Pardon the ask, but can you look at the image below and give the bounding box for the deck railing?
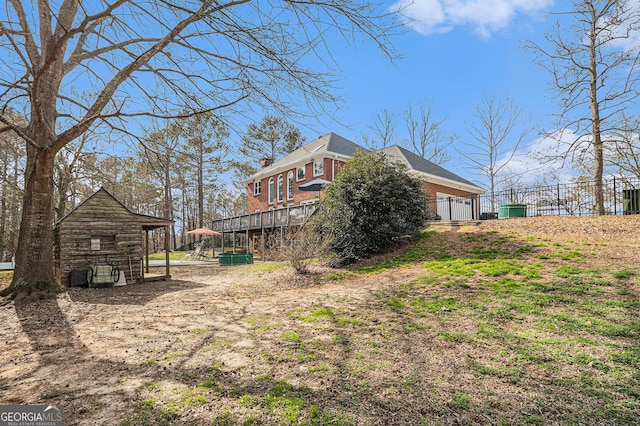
[212,176,640,232]
[211,202,319,233]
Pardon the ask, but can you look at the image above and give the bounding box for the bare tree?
[0,110,25,262]
[609,116,640,178]
[527,0,640,215]
[53,133,99,221]
[365,109,397,149]
[279,222,333,274]
[0,0,397,298]
[139,123,184,250]
[404,99,451,164]
[457,95,533,212]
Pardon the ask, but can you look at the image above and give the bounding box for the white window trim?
[277,174,284,202]
[313,160,324,177]
[287,171,294,200]
[296,166,306,182]
[268,177,274,204]
[253,181,261,196]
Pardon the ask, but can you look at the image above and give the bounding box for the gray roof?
[246,133,482,193]
[380,145,483,192]
[246,132,363,181]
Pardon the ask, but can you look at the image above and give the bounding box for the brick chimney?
[260,158,274,168]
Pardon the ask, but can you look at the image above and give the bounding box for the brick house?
[212,132,483,257]
[246,132,360,212]
[379,145,484,220]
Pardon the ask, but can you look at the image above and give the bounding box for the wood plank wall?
[55,190,146,286]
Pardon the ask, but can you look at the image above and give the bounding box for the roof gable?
[380,145,483,191]
[56,187,173,228]
[246,132,363,182]
[57,187,132,224]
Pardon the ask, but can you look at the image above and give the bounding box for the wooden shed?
[54,187,173,287]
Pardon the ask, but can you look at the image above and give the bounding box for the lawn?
[0,216,638,425]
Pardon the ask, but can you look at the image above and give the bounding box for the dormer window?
[313,160,324,177]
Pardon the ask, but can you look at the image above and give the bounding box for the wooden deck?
[211,202,320,233]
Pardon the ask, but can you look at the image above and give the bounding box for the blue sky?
[295,0,564,186]
[36,0,633,189]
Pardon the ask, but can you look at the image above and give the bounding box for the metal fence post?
[613,177,617,215]
[557,183,561,216]
[472,196,476,220]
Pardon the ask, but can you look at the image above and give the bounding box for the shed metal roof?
[56,187,174,229]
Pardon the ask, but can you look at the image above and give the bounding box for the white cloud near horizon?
[493,130,582,187]
[392,0,554,37]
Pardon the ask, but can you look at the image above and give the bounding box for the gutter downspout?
[332,155,337,180]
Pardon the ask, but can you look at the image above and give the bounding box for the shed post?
[164,224,170,278]
[145,230,150,273]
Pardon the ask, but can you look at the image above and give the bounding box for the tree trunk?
[593,135,605,215]
[589,15,605,216]
[198,148,204,229]
[1,145,59,299]
[163,161,178,251]
[0,160,7,261]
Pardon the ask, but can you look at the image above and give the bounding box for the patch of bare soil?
[0,216,638,425]
[477,214,640,270]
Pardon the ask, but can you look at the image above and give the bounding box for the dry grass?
[0,215,639,425]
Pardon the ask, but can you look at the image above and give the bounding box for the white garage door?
[436,192,474,221]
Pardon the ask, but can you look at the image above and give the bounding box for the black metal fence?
[214,177,640,228]
[471,176,640,218]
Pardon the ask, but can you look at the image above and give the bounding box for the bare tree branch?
[526,0,640,214]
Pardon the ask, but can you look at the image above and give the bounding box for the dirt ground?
[0,215,638,425]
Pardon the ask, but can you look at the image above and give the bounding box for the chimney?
[260,158,274,168]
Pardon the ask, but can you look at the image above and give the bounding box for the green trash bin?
[498,203,527,219]
[219,253,254,265]
[623,189,640,215]
[218,253,233,266]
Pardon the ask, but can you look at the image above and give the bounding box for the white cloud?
[392,0,554,37]
[600,3,640,52]
[495,130,582,186]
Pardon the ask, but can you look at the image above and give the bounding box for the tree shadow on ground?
[8,225,639,424]
[10,283,254,424]
[67,280,208,306]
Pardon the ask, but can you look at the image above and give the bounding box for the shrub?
[279,222,333,274]
[316,149,429,265]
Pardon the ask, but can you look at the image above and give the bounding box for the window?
[277,175,284,202]
[268,177,274,204]
[296,166,305,181]
[313,160,324,176]
[253,180,261,195]
[287,171,294,200]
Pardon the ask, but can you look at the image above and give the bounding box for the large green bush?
[316,150,429,265]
